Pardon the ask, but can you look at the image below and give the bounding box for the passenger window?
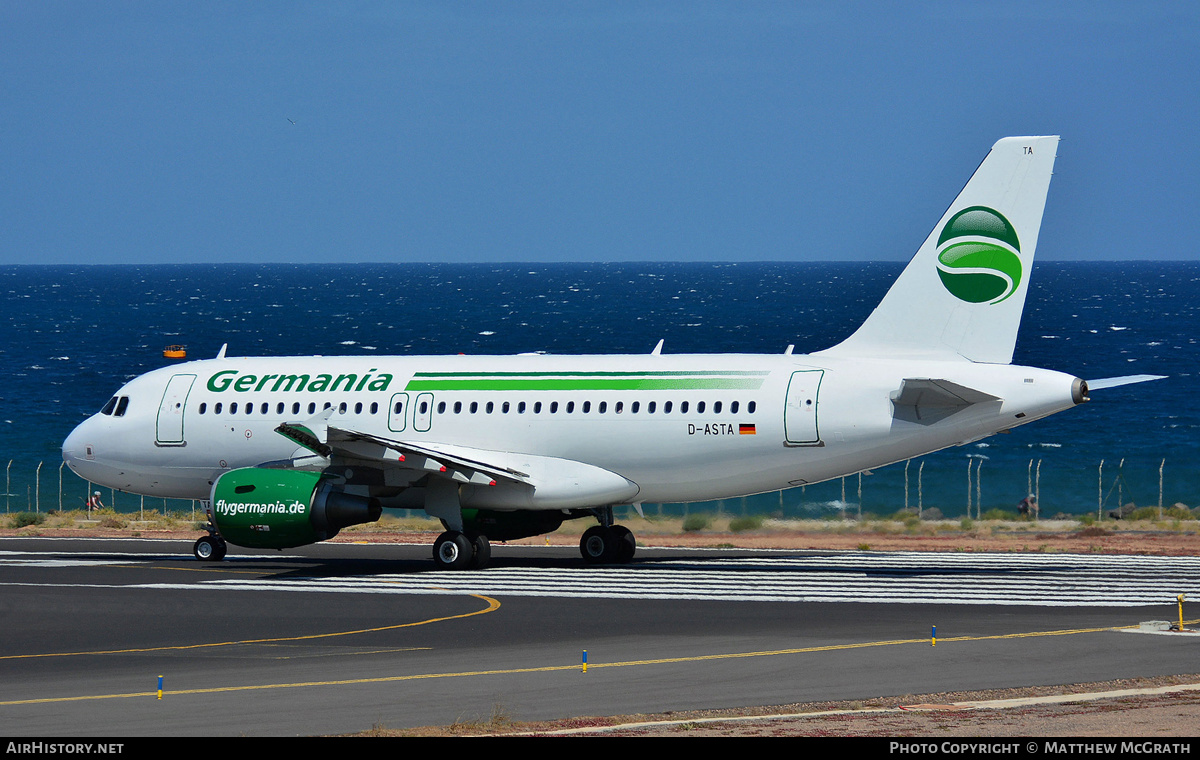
[502,401,510,413]
[355,402,363,414]
[486,401,494,414]
[231,402,239,414]
[292,402,300,415]
[632,401,640,413]
[748,401,756,414]
[731,401,739,414]
[648,401,656,413]
[518,401,526,413]
[714,401,722,413]
[680,401,688,413]
[534,401,542,413]
[470,401,478,413]
[370,402,378,414]
[309,403,317,414]
[598,401,606,413]
[454,401,462,414]
[697,401,706,413]
[550,401,558,413]
[582,401,591,413]
[437,401,445,414]
[199,403,207,415]
[663,401,672,414]
[615,401,623,413]
[567,401,575,413]
[215,402,223,414]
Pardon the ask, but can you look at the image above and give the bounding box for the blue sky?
[2,2,1196,264]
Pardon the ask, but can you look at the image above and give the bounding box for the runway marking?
[181,552,1200,607]
[5,549,1199,605]
[0,592,499,662]
[0,619,1182,707]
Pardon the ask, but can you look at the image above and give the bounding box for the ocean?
[1,261,1195,518]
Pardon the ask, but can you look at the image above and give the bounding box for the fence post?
[1159,459,1165,519]
[35,462,42,513]
[918,461,924,518]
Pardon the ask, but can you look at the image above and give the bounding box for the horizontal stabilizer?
[891,378,1000,425]
[1086,374,1167,391]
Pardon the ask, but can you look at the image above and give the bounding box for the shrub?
[682,514,711,532]
[728,516,764,533]
[10,512,45,529]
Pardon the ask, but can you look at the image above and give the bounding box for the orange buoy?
[163,345,187,359]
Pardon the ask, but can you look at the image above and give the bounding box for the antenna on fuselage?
[650,339,664,356]
[215,343,228,360]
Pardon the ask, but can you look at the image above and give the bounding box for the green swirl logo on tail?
[935,206,1022,304]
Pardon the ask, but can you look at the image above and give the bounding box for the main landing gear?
[580,524,636,564]
[193,533,227,561]
[432,530,491,571]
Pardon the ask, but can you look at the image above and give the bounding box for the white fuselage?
[62,351,1082,509]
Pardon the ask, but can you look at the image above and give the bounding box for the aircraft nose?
[62,419,96,478]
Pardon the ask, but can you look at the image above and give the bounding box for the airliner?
[61,136,1161,569]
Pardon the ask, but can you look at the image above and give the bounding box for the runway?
[1,537,1197,736]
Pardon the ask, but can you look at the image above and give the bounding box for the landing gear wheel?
[433,530,473,570]
[193,535,226,562]
[580,525,616,564]
[468,533,491,570]
[612,525,636,563]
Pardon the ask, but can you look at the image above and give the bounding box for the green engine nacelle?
[210,468,381,549]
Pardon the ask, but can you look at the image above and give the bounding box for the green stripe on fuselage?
[404,372,768,392]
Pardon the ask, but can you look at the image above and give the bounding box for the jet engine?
[209,468,381,549]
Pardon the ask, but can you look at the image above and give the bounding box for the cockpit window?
[114,397,130,417]
[100,397,118,416]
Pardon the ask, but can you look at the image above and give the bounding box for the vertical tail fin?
[820,136,1059,364]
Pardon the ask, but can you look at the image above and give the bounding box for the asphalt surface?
[1,537,1197,736]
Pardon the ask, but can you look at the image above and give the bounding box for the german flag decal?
[739,424,756,435]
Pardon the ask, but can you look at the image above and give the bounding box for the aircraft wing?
[270,409,639,510]
[273,409,528,487]
[324,427,530,487]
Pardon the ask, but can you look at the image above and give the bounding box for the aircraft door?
[156,374,196,446]
[414,392,434,432]
[784,370,823,446]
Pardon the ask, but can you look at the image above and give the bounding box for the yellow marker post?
[931,625,936,646]
[1178,594,1187,632]
[582,650,588,673]
[157,675,163,700]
